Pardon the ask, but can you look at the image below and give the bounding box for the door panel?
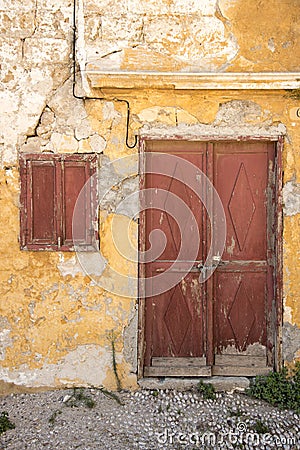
[141,140,277,377]
[143,141,208,374]
[214,143,268,260]
[144,265,205,365]
[214,271,267,352]
[145,144,205,262]
[212,142,275,374]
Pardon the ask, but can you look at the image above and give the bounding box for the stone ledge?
[138,376,250,392]
[86,68,300,90]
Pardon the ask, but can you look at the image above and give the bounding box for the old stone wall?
[0,0,299,391]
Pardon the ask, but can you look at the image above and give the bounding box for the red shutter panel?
[63,159,89,248]
[20,153,98,251]
[63,155,98,251]
[20,156,58,249]
[31,161,57,244]
[63,161,86,244]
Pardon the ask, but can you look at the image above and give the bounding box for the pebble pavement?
[0,388,299,449]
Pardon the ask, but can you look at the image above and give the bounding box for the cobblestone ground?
[0,388,299,449]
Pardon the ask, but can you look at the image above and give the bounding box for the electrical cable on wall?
[72,0,137,149]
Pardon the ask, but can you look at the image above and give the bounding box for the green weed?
[228,408,244,418]
[48,409,62,425]
[65,388,96,409]
[0,411,15,434]
[246,362,300,413]
[99,387,123,405]
[250,419,270,434]
[197,381,216,400]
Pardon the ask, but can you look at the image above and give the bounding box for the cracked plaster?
[0,0,299,391]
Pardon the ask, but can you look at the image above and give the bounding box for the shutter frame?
[19,153,98,251]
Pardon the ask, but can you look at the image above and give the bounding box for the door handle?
[201,258,225,271]
[191,258,225,272]
[190,262,204,272]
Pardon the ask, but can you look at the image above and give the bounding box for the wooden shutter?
[20,154,98,251]
[62,155,98,250]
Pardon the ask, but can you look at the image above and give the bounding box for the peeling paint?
[220,343,266,357]
[282,323,300,362]
[0,317,13,361]
[227,236,236,256]
[0,0,299,392]
[0,345,135,389]
[283,181,300,216]
[123,307,138,373]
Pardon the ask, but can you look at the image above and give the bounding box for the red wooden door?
[212,142,276,375]
[142,141,209,376]
[141,140,277,377]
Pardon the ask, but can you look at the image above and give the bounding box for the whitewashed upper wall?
[83,0,300,73]
[83,0,238,72]
[1,0,299,166]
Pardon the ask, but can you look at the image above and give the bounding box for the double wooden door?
[140,139,279,377]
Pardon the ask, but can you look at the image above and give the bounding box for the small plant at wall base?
[246,362,300,413]
[197,381,216,400]
[64,388,96,409]
[99,387,123,405]
[107,330,122,391]
[0,411,15,434]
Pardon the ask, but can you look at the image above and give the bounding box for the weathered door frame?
[137,135,283,379]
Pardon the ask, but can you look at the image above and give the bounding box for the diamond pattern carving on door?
[143,140,277,377]
[164,161,194,256]
[227,281,256,351]
[228,163,256,251]
[164,284,192,354]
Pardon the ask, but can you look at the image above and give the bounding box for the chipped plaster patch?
[282,323,300,361]
[57,345,113,386]
[138,100,287,142]
[268,38,275,53]
[0,317,13,361]
[138,101,286,138]
[89,133,107,153]
[283,305,293,323]
[102,102,122,122]
[137,107,199,126]
[144,15,238,71]
[283,181,300,216]
[123,306,138,372]
[0,345,114,388]
[215,100,264,125]
[57,255,86,278]
[58,253,107,279]
[77,252,107,277]
[98,154,139,214]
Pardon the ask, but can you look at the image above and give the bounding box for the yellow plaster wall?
[0,168,138,389]
[219,0,300,72]
[84,89,300,355]
[0,0,300,391]
[86,0,300,73]
[1,88,300,391]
